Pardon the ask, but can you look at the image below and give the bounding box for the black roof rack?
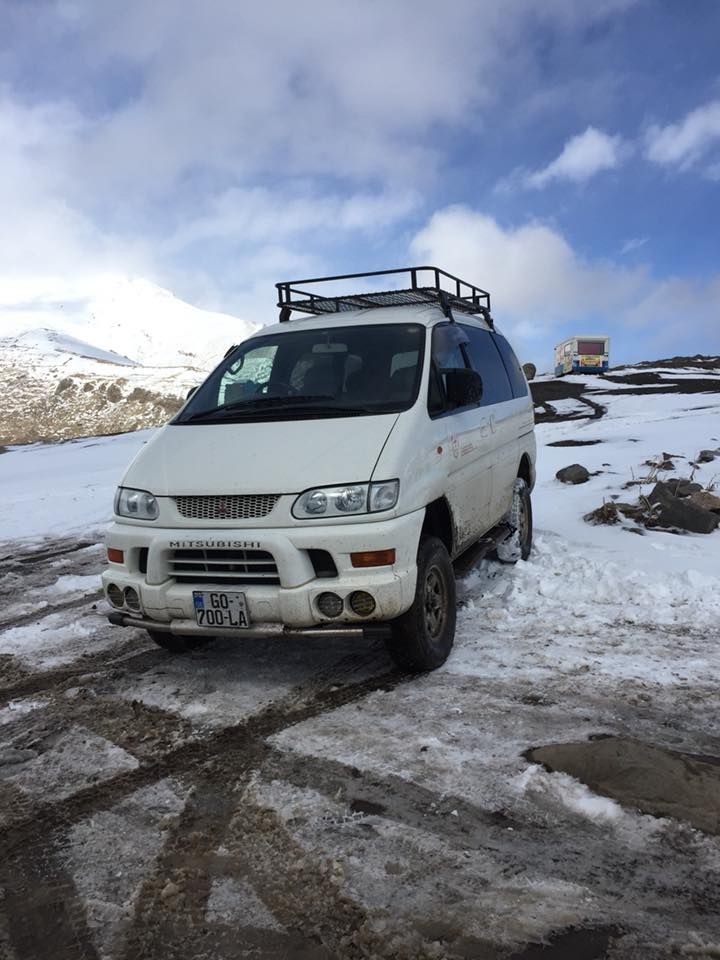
[275,266,493,327]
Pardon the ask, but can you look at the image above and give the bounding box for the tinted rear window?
[459,325,514,405]
[492,333,529,398]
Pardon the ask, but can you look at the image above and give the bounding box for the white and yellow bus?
[554,335,610,376]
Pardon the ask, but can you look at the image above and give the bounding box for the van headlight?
[114,487,159,521]
[292,480,399,519]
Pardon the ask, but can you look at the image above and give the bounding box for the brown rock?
[556,463,590,484]
[160,880,180,900]
[648,482,719,534]
[689,491,720,514]
[127,386,154,403]
[666,478,702,498]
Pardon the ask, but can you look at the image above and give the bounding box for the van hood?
[122,414,400,496]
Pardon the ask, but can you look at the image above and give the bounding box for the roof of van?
[556,335,610,342]
[255,303,494,338]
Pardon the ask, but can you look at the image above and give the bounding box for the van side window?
[459,325,513,405]
[492,334,529,398]
[428,323,469,416]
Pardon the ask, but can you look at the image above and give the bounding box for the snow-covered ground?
[1,366,719,958]
[0,431,153,542]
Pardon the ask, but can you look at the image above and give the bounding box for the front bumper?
[106,610,391,641]
[101,511,423,632]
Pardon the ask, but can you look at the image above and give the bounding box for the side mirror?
[445,368,482,407]
[522,362,536,381]
[186,386,198,400]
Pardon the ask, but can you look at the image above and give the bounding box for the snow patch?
[0,698,48,725]
[514,765,623,823]
[0,726,138,799]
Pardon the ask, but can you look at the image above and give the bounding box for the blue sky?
[1,0,719,368]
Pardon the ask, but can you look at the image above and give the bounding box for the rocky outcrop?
[0,364,196,445]
[647,482,719,534]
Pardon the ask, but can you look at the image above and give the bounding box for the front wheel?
[385,536,456,672]
[496,478,533,564]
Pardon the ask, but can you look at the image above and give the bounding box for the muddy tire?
[386,536,456,672]
[496,478,533,564]
[146,630,209,653]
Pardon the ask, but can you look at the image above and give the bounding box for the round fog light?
[124,587,141,613]
[349,591,376,617]
[317,592,343,618]
[107,583,124,608]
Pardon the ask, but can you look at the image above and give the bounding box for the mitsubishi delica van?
[103,267,536,671]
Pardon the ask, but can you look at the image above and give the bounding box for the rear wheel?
[385,536,456,672]
[146,630,210,653]
[496,478,533,564]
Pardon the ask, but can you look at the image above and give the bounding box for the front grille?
[169,549,280,585]
[173,494,280,520]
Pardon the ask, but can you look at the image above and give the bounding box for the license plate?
[192,591,250,629]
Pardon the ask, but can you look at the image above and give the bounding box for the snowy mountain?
[0,275,257,368]
[0,276,259,444]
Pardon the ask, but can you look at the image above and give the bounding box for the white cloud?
[4,1,646,199]
[0,90,129,276]
[645,99,720,173]
[164,187,420,253]
[410,205,644,323]
[409,205,720,361]
[620,236,649,255]
[523,127,627,189]
[0,0,644,315]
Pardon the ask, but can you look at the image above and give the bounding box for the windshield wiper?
[182,395,335,422]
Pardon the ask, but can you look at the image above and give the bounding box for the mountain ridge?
[0,275,258,445]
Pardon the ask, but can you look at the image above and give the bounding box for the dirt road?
[1,533,719,960]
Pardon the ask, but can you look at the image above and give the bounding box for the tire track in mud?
[0,668,416,960]
[0,785,101,960]
[253,747,720,933]
[219,790,416,960]
[0,636,161,708]
[3,694,195,771]
[0,591,103,633]
[261,746,520,838]
[117,770,427,960]
[0,540,98,568]
[115,780,243,960]
[0,666,411,854]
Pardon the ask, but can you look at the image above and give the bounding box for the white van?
[102,267,536,671]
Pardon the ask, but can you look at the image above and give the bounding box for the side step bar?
[452,522,513,576]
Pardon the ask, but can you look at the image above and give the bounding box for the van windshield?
[175,323,426,424]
